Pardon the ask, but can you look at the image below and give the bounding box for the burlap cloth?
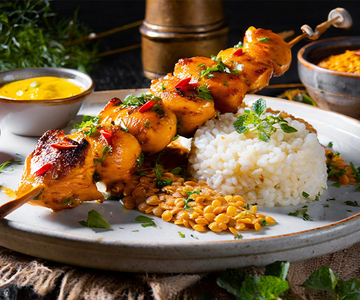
[1,242,360,300]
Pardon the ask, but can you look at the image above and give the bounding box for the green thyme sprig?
[233,98,298,142]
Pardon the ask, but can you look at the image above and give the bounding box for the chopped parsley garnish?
[197,85,214,101]
[61,198,74,205]
[323,204,329,208]
[199,57,239,78]
[178,231,185,238]
[93,145,112,164]
[327,197,336,201]
[327,141,333,148]
[0,159,22,174]
[135,215,159,228]
[184,190,201,210]
[137,152,144,170]
[233,98,298,142]
[223,81,229,86]
[79,209,112,229]
[144,120,150,128]
[288,208,311,221]
[172,134,179,141]
[191,234,199,240]
[234,234,243,240]
[332,182,341,188]
[234,41,243,48]
[347,210,353,212]
[302,191,309,199]
[259,218,267,226]
[345,200,358,207]
[258,37,270,42]
[170,167,182,175]
[161,83,166,91]
[350,162,360,182]
[73,115,100,136]
[156,179,172,188]
[121,93,160,108]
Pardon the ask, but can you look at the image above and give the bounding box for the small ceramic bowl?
[0,67,94,136]
[298,36,360,120]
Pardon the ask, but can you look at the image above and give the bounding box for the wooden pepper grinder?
[140,0,229,79]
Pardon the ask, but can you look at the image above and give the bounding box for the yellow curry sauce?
[0,76,85,100]
[318,50,360,74]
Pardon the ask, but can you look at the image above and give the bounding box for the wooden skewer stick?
[287,8,352,48]
[0,186,43,220]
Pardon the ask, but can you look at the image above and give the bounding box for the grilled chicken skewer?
[4,26,292,216]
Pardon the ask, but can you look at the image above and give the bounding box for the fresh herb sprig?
[0,0,98,73]
[233,98,298,142]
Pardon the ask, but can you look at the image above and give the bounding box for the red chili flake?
[138,100,158,113]
[51,142,78,150]
[34,163,52,177]
[99,129,113,144]
[233,48,243,56]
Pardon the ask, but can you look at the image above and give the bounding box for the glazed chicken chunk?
[16,130,104,211]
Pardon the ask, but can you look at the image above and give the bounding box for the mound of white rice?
[188,112,328,207]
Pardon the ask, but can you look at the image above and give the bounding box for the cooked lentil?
[120,166,276,236]
[318,50,360,73]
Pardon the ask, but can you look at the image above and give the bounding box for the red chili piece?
[51,142,78,150]
[34,163,52,177]
[138,100,157,113]
[175,77,191,89]
[99,129,113,144]
[233,48,243,56]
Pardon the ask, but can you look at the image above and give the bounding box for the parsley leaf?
[135,215,159,228]
[197,85,213,101]
[79,210,112,229]
[233,98,298,142]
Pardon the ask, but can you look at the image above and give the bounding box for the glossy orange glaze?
[98,97,177,154]
[150,74,216,137]
[243,26,291,77]
[217,48,273,93]
[16,130,104,212]
[174,57,248,113]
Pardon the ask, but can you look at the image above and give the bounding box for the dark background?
[51,0,360,97]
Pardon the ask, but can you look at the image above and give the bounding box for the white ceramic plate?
[0,89,359,273]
